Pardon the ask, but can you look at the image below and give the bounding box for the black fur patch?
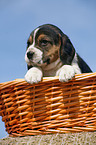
[77,54,92,73]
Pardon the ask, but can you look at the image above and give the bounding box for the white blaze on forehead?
[32,28,39,46]
[25,27,43,65]
[27,28,41,53]
[27,27,39,49]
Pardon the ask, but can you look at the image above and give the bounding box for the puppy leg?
[56,65,75,82]
[25,67,43,84]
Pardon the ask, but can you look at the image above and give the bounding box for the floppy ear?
[59,34,75,65]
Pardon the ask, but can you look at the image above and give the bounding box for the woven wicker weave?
[0,73,96,137]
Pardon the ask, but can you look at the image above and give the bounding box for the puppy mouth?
[31,59,48,67]
[33,58,50,67]
[35,57,51,67]
[43,58,50,65]
[37,60,47,66]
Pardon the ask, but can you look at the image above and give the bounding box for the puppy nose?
[27,51,34,59]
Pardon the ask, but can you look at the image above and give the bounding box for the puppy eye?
[40,40,49,46]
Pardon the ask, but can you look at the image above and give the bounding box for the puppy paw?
[24,67,43,84]
[57,65,75,82]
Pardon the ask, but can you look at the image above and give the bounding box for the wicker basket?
[0,73,96,137]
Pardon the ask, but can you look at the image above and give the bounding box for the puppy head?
[25,24,75,68]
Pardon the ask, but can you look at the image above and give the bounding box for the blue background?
[0,0,96,139]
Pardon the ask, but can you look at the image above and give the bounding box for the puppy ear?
[59,34,75,65]
[27,35,33,48]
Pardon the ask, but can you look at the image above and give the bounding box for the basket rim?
[0,72,96,84]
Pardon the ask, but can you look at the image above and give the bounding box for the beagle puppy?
[25,24,92,84]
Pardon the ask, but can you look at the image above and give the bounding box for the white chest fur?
[41,58,63,76]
